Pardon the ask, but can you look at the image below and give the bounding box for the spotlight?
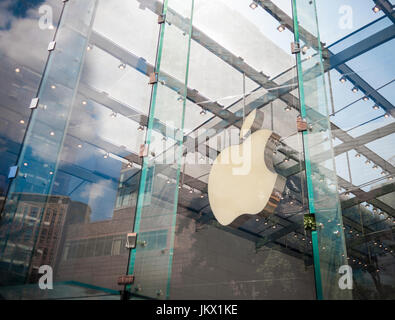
[110,111,117,118]
[277,24,286,32]
[104,153,109,159]
[352,87,359,93]
[118,63,126,70]
[19,120,25,124]
[355,153,361,158]
[339,76,347,83]
[372,105,380,110]
[384,113,389,118]
[362,96,369,101]
[284,106,291,111]
[200,108,207,115]
[365,159,371,165]
[77,144,82,148]
[372,6,380,13]
[82,100,87,106]
[249,1,258,9]
[15,68,20,73]
[372,164,378,170]
[127,162,132,168]
[137,125,145,131]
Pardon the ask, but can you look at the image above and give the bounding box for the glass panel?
[128,0,195,300]
[292,0,351,299]
[0,0,98,286]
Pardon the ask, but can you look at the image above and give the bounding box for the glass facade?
[0,0,393,300]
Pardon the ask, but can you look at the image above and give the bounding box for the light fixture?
[23,162,28,166]
[200,108,207,115]
[384,113,389,118]
[362,96,369,101]
[127,162,132,168]
[365,159,371,165]
[110,111,117,118]
[372,5,381,13]
[82,100,87,105]
[118,63,126,70]
[50,131,55,136]
[284,157,289,163]
[302,45,309,54]
[87,45,92,51]
[200,194,204,199]
[277,24,286,32]
[372,105,380,110]
[166,179,171,184]
[284,106,291,111]
[137,125,145,131]
[372,164,378,170]
[104,152,109,159]
[19,120,25,124]
[355,153,361,158]
[352,86,359,93]
[189,189,193,194]
[339,76,347,83]
[51,85,56,90]
[249,1,258,9]
[15,67,20,73]
[77,144,82,148]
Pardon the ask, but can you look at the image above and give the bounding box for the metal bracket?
[117,275,134,286]
[158,14,166,24]
[148,72,158,85]
[297,116,308,132]
[125,232,137,249]
[8,166,18,179]
[48,41,56,51]
[29,97,39,109]
[139,144,148,157]
[291,41,301,54]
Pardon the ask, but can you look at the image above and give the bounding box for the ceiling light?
[277,24,286,32]
[249,1,258,9]
[365,159,371,165]
[372,164,378,170]
[384,113,389,118]
[339,76,347,83]
[200,108,207,115]
[110,111,117,118]
[302,45,309,54]
[355,153,361,158]
[284,106,291,111]
[118,63,126,70]
[127,162,132,168]
[77,144,82,148]
[200,194,204,199]
[87,45,92,51]
[15,68,20,73]
[51,85,56,90]
[103,153,109,159]
[372,6,380,13]
[82,100,87,105]
[362,96,369,101]
[372,105,380,110]
[19,120,25,124]
[137,125,145,131]
[50,131,55,136]
[352,87,359,93]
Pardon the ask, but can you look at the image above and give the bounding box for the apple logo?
[208,109,286,227]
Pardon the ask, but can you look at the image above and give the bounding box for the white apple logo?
[208,109,286,227]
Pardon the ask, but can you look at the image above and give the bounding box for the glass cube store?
[0,0,394,300]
